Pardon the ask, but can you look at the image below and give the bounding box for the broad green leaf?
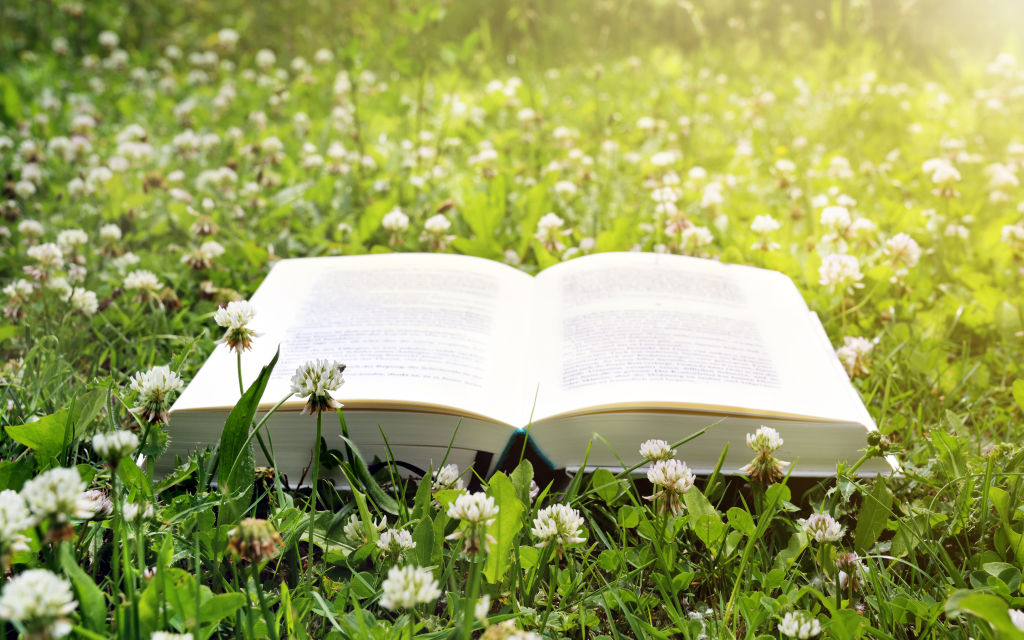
[218,348,279,525]
[5,410,72,465]
[338,435,399,515]
[453,237,502,259]
[989,488,1024,569]
[412,516,433,567]
[590,468,620,503]
[931,429,967,481]
[483,472,525,583]
[60,543,107,634]
[685,487,724,554]
[117,457,153,498]
[946,590,1024,639]
[350,486,380,546]
[727,507,755,537]
[0,457,34,491]
[773,531,809,571]
[410,464,433,522]
[1014,380,1024,412]
[199,593,246,625]
[826,609,868,640]
[0,324,20,344]
[617,505,640,528]
[510,458,534,509]
[598,549,621,572]
[854,475,893,554]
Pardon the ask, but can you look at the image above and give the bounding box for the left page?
[171,253,536,426]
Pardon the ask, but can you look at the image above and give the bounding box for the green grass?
[0,1,1024,638]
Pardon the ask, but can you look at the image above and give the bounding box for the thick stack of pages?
[166,252,892,482]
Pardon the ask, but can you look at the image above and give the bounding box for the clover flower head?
[0,490,32,568]
[68,288,99,315]
[80,490,113,520]
[779,611,821,639]
[639,439,676,462]
[836,336,872,377]
[92,430,139,465]
[1010,609,1024,632]
[382,208,410,233]
[25,243,64,280]
[377,528,416,560]
[645,459,695,516]
[214,300,262,353]
[836,551,866,592]
[432,463,464,492]
[820,206,851,232]
[124,269,163,302]
[228,518,284,563]
[152,633,193,640]
[379,565,441,610]
[531,504,586,553]
[122,501,156,524]
[21,467,94,540]
[535,213,572,253]
[0,569,77,639]
[475,594,491,627]
[127,363,181,421]
[18,220,44,238]
[342,513,387,546]
[446,492,499,554]
[818,254,864,290]
[801,513,844,543]
[747,426,783,454]
[289,359,346,415]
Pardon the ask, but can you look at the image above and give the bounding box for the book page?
[172,254,535,426]
[528,252,864,424]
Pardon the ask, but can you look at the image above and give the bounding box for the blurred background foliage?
[3,0,1024,75]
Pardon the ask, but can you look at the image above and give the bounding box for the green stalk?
[249,562,279,638]
[462,556,483,640]
[306,407,323,586]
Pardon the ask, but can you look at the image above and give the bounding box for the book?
[166,251,892,484]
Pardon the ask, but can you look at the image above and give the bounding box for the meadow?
[1,0,1024,638]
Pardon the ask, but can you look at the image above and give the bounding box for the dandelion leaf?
[482,472,524,583]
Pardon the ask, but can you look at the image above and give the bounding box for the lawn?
[1,0,1024,638]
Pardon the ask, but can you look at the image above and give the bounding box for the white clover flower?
[379,565,441,610]
[377,528,416,560]
[217,28,239,49]
[18,220,44,238]
[779,612,821,639]
[214,300,262,353]
[801,513,844,543]
[382,208,409,233]
[0,490,31,568]
[884,232,921,279]
[129,365,184,425]
[21,467,94,532]
[124,269,162,302]
[80,490,112,520]
[639,439,676,462]
[25,243,63,280]
[930,162,960,185]
[342,513,386,546]
[98,30,119,49]
[682,226,714,253]
[255,49,276,69]
[122,501,155,523]
[432,463,464,492]
[314,48,334,65]
[818,254,864,291]
[66,288,97,317]
[1009,609,1024,632]
[535,212,572,253]
[99,223,122,242]
[446,492,499,555]
[57,229,89,250]
[820,206,852,233]
[46,277,72,300]
[645,459,695,516]
[750,214,781,235]
[152,633,194,640]
[836,336,872,377]
[92,430,139,465]
[290,360,346,414]
[531,504,586,553]
[554,180,578,198]
[747,426,783,453]
[0,569,77,638]
[475,594,491,626]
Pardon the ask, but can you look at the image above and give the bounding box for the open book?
[166,252,891,483]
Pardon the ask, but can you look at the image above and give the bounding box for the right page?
[527,252,866,424]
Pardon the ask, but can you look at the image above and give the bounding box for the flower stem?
[462,557,482,640]
[306,407,323,586]
[237,351,244,395]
